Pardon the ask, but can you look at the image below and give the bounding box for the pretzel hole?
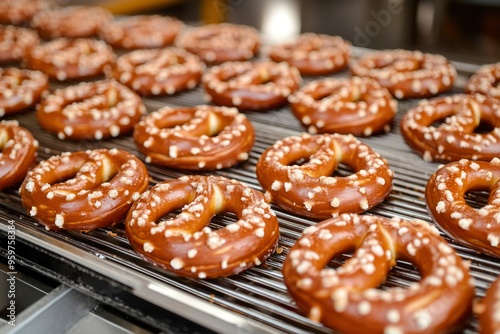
[464,190,489,209]
[473,119,495,134]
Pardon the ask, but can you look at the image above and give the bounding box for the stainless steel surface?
[0,48,497,333]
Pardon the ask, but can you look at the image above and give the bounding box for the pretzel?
[203,61,301,111]
[31,5,113,39]
[24,38,115,81]
[283,213,475,334]
[133,105,254,170]
[0,26,40,64]
[100,15,183,50]
[465,62,500,100]
[0,120,38,191]
[37,80,146,140]
[350,49,456,99]
[268,33,351,76]
[426,158,500,258]
[256,133,393,219]
[176,23,260,64]
[288,77,397,136]
[480,276,500,333]
[0,0,50,25]
[109,48,204,96]
[20,148,149,231]
[125,175,279,279]
[400,94,500,162]
[0,67,49,117]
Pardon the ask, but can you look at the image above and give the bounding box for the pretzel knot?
[125,175,280,279]
[283,214,475,334]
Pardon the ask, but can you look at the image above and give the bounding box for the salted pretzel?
[0,120,38,191]
[0,67,49,117]
[350,49,456,99]
[480,276,500,334]
[256,133,393,219]
[133,105,254,170]
[0,0,50,25]
[125,175,279,279]
[466,62,500,100]
[37,80,146,140]
[288,77,397,136]
[31,5,113,39]
[109,48,204,96]
[426,158,500,258]
[20,148,149,231]
[0,26,40,64]
[176,23,260,64]
[400,94,500,162]
[203,61,301,111]
[24,38,115,81]
[283,213,475,334]
[268,33,351,76]
[100,15,183,50]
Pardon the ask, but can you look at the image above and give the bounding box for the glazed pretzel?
[350,49,456,99]
[133,105,254,170]
[125,175,279,279]
[203,61,301,111]
[0,26,40,64]
[426,158,500,258]
[0,0,50,25]
[20,148,149,231]
[109,48,204,96]
[0,120,38,191]
[465,62,500,100]
[283,213,475,334]
[37,80,146,140]
[288,77,397,136]
[400,94,500,162]
[0,67,49,117]
[480,276,500,334]
[31,5,113,39]
[176,23,260,64]
[100,15,183,50]
[256,133,393,219]
[268,33,351,76]
[25,38,115,81]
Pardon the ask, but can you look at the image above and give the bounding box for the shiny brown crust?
[37,80,146,140]
[0,0,51,25]
[426,158,500,258]
[20,148,149,231]
[203,61,301,111]
[256,133,393,219]
[288,77,397,136]
[133,105,254,170]
[269,33,351,76]
[100,15,183,50]
[109,48,204,96]
[400,94,500,162]
[177,23,260,64]
[31,5,113,39]
[0,120,38,191]
[0,26,40,63]
[480,276,500,334]
[125,175,279,279]
[0,67,49,116]
[465,63,500,100]
[283,213,475,334]
[350,49,456,99]
[24,38,115,81]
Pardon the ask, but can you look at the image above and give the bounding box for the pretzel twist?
[20,148,149,231]
[256,133,393,219]
[133,105,254,170]
[283,213,475,334]
[400,94,500,162]
[125,175,279,279]
[426,158,500,258]
[465,62,500,100]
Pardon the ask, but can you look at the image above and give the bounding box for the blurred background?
[63,0,499,65]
